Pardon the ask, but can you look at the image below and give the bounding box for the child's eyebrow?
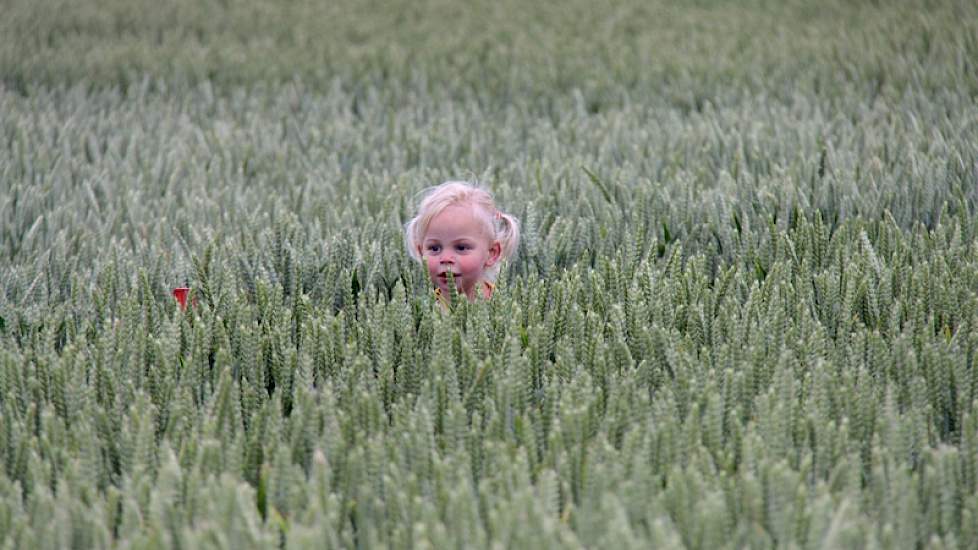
[425,236,478,243]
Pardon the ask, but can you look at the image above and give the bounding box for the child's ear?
[484,241,502,267]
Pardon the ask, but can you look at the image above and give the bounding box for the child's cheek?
[425,257,439,277]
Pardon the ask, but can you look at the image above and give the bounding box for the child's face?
[418,204,501,299]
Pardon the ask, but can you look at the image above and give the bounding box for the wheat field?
[2,0,978,548]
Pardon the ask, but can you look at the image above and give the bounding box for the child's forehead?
[424,204,493,238]
[435,202,490,221]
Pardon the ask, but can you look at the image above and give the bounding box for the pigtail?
[404,217,422,262]
[495,211,521,262]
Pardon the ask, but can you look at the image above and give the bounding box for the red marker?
[172,287,190,310]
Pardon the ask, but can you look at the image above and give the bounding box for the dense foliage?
[2,0,977,547]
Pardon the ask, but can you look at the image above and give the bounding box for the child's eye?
[426,244,441,253]
[456,244,470,251]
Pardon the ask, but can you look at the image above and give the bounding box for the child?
[405,181,520,302]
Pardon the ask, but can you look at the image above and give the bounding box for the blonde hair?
[404,181,520,282]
